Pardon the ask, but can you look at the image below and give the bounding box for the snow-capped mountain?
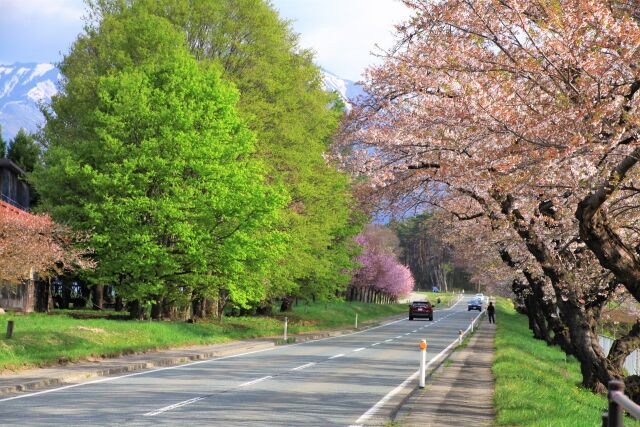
[0,63,61,141]
[0,62,362,142]
[321,69,365,110]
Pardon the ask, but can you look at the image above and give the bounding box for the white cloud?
[1,0,409,80]
[2,0,84,21]
[0,0,86,64]
[271,0,411,80]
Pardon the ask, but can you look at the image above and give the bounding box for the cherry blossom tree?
[351,230,415,302]
[337,0,640,395]
[0,201,91,284]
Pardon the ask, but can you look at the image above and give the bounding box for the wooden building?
[0,160,36,312]
[0,159,30,211]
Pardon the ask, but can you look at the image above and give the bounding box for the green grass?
[493,299,612,427]
[0,301,407,371]
[411,291,456,306]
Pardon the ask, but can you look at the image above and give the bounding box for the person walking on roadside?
[487,301,496,324]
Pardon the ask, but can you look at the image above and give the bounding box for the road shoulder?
[393,319,496,427]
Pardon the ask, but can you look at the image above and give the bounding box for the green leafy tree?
[8,129,41,172]
[34,5,285,317]
[90,0,363,307]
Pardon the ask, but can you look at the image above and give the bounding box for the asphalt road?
[0,297,479,426]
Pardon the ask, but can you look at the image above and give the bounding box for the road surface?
[0,297,479,426]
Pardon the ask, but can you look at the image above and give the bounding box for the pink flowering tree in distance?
[350,231,415,303]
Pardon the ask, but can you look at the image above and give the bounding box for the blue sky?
[0,0,410,81]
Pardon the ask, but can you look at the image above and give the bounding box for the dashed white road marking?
[412,330,418,333]
[239,376,272,387]
[291,363,316,371]
[385,339,393,342]
[405,333,411,336]
[329,353,344,359]
[143,397,205,416]
[353,347,366,352]
[395,335,403,339]
[371,343,380,346]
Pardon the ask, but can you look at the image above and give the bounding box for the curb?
[0,312,407,397]
[0,341,274,396]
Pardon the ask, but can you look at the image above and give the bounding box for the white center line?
[371,343,380,346]
[385,339,393,342]
[353,347,366,352]
[291,362,315,371]
[405,333,411,336]
[143,397,205,416]
[329,353,344,359]
[395,335,403,339]
[239,376,272,387]
[412,330,417,333]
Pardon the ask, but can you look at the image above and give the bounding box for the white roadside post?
[355,313,358,330]
[419,339,427,388]
[471,317,474,333]
[458,329,463,344]
[284,317,288,341]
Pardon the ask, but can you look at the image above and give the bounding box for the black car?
[468,298,482,311]
[409,301,433,321]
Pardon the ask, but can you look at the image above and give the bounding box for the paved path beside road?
[394,319,496,426]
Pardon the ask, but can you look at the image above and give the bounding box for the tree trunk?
[91,285,104,310]
[280,296,294,312]
[104,285,114,305]
[151,302,162,320]
[35,278,53,313]
[115,296,124,312]
[192,297,207,319]
[61,276,72,309]
[576,146,640,301]
[128,300,144,320]
[161,297,177,320]
[496,192,616,389]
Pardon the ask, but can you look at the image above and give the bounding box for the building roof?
[0,159,26,176]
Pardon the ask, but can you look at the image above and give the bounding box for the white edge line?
[353,347,365,352]
[0,317,408,403]
[384,339,393,342]
[143,396,205,416]
[291,363,315,371]
[239,375,272,387]
[353,329,467,425]
[329,353,344,359]
[371,343,380,346]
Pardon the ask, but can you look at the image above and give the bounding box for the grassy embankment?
[408,291,456,305]
[493,299,637,426]
[0,300,413,372]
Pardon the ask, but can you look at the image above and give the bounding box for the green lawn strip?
[0,301,406,371]
[411,291,455,305]
[493,299,620,427]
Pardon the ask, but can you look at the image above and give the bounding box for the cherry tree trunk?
[35,278,53,313]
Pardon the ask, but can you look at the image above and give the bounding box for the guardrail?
[602,380,640,427]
